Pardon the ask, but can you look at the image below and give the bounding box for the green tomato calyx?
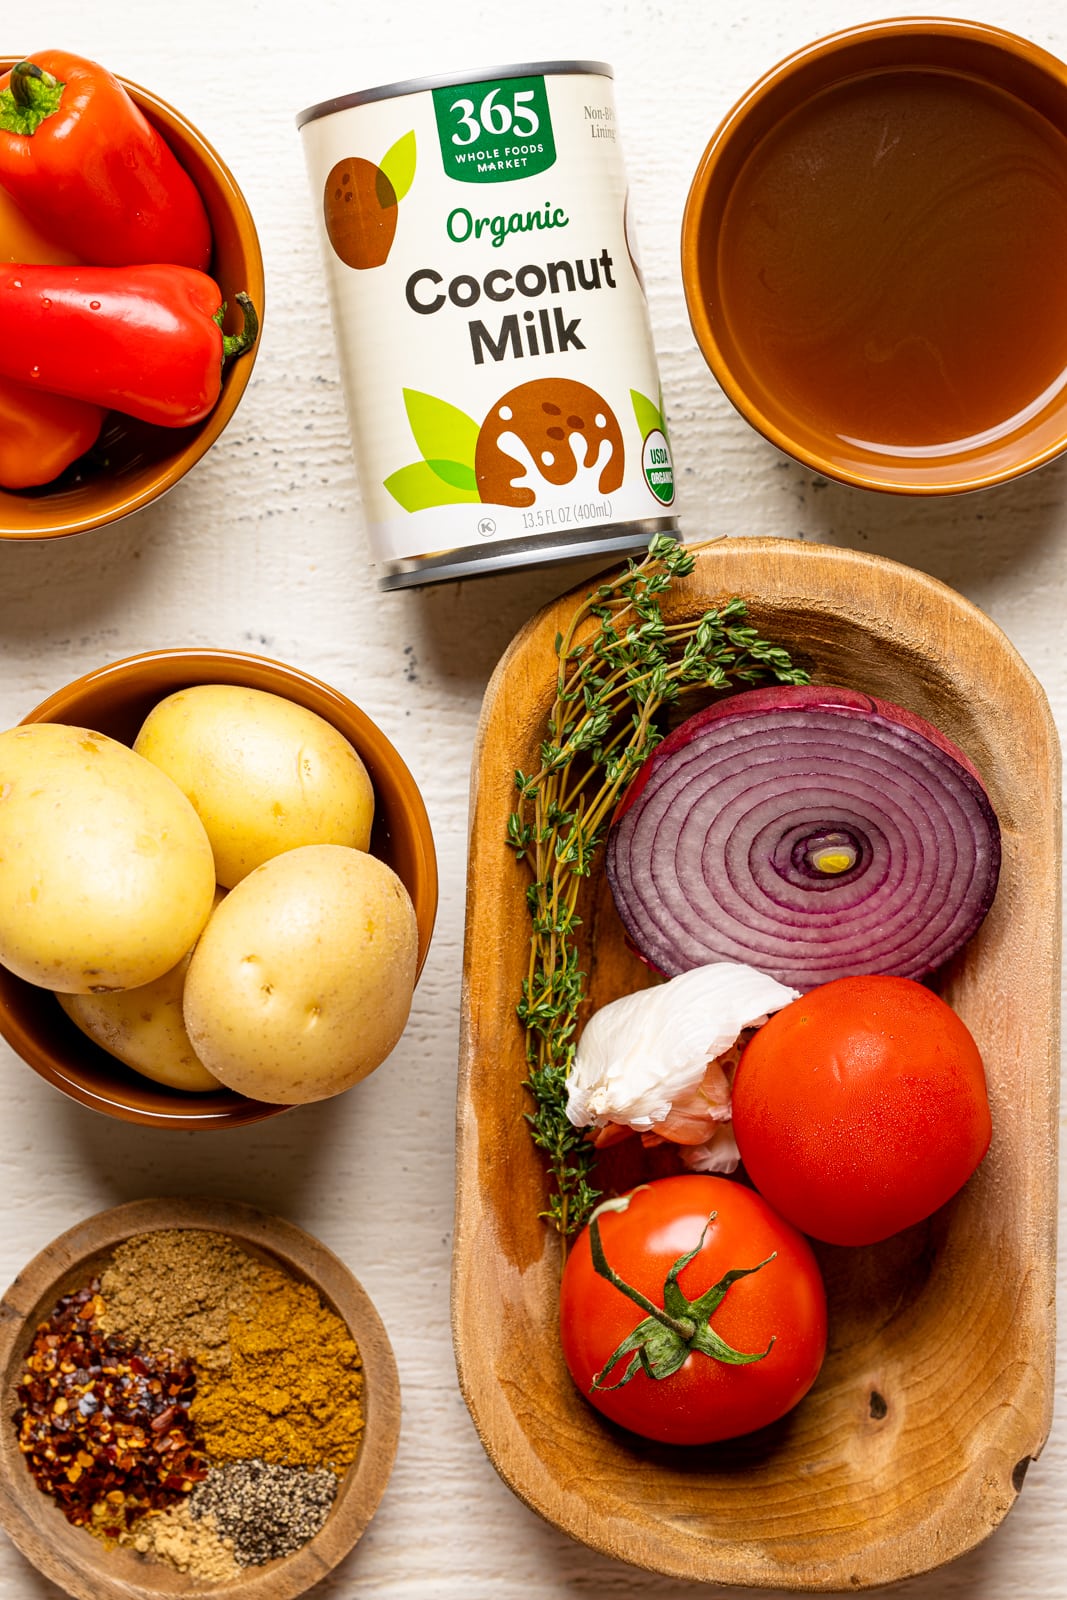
[588,1193,776,1390]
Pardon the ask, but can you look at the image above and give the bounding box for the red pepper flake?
[11,1280,206,1534]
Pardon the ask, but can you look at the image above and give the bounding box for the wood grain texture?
[454,537,1060,1589]
[0,1198,400,1600]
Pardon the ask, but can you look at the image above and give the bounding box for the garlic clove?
[565,962,799,1147]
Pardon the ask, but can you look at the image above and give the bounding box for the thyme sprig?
[508,535,809,1243]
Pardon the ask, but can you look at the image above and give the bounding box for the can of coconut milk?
[298,61,678,588]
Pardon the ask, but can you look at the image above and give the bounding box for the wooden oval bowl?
[0,59,264,539]
[453,537,1060,1589]
[0,648,438,1128]
[0,1197,400,1599]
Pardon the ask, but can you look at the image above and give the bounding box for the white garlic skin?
[565,962,800,1133]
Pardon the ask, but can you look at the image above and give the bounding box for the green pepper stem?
[216,292,259,365]
[10,61,59,108]
[1,61,65,137]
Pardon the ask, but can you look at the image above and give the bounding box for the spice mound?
[12,1229,364,1582]
[14,1282,203,1540]
[191,1460,338,1565]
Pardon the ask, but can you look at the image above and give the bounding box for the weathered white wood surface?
[0,2,1064,1597]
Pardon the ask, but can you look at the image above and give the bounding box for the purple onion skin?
[605,685,1001,992]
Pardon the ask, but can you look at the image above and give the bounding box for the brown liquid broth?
[718,69,1067,453]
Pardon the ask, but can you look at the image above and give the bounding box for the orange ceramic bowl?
[682,18,1067,493]
[0,60,263,538]
[0,651,438,1127]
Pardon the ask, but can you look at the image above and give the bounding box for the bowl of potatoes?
[0,649,437,1127]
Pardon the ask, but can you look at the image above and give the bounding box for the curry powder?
[190,1266,364,1473]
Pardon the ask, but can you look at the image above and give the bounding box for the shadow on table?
[401,441,1067,695]
[46,1082,355,1219]
[776,441,1067,601]
[0,506,159,645]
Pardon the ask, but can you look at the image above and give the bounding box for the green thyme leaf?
[508,538,808,1243]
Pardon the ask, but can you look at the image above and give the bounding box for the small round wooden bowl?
[0,60,264,539]
[0,649,438,1128]
[0,1198,401,1600]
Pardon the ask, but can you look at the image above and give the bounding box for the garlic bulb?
[566,963,800,1171]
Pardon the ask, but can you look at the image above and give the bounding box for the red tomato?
[559,1174,827,1445]
[731,974,992,1247]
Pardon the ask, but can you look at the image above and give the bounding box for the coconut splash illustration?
[384,383,671,511]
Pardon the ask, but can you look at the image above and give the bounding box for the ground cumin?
[98,1230,265,1368]
[191,1269,364,1471]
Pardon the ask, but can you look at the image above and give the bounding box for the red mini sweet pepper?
[0,264,258,427]
[0,50,212,270]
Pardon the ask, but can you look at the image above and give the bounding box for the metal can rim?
[296,59,614,129]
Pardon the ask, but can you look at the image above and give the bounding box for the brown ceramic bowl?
[0,649,438,1127]
[0,1197,401,1600]
[0,60,264,539]
[682,19,1067,493]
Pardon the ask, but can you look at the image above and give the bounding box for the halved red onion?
[605,685,1001,990]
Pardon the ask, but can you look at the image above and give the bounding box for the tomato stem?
[589,1200,696,1340]
[587,1195,776,1390]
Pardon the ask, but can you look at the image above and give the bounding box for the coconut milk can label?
[302,65,675,569]
[432,75,557,182]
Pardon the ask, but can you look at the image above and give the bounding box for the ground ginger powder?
[191,1268,364,1472]
[123,1503,240,1583]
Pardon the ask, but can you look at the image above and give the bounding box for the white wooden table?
[1,2,1064,1596]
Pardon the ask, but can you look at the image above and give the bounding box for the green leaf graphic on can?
[380,130,416,201]
[384,460,480,512]
[323,132,416,269]
[404,388,480,469]
[632,389,675,506]
[384,391,482,510]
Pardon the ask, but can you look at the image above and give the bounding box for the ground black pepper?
[189,1459,339,1565]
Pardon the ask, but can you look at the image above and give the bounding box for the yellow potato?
[134,684,375,888]
[183,843,418,1103]
[0,723,216,993]
[58,891,225,1092]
